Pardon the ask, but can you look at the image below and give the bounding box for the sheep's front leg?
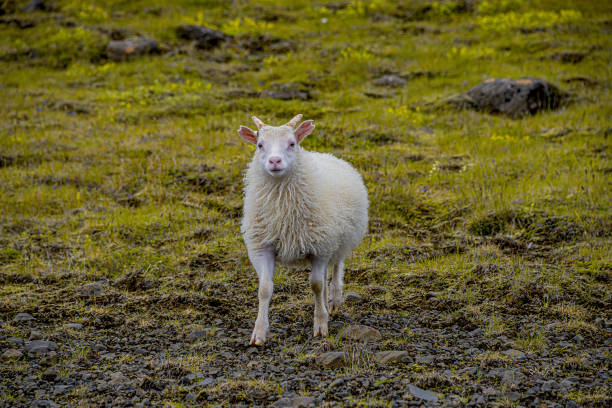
[248,246,275,346]
[329,261,345,314]
[310,256,330,337]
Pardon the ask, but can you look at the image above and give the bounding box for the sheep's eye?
[257,143,263,149]
[289,142,295,147]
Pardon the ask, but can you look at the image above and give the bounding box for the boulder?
[176,25,232,50]
[460,78,566,118]
[2,349,23,360]
[315,352,347,368]
[25,340,58,354]
[107,38,159,62]
[374,350,412,364]
[407,384,439,402]
[343,325,382,342]
[14,312,35,323]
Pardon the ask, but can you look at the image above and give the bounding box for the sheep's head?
[238,114,315,177]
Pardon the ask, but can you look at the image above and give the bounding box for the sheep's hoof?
[249,337,265,346]
[329,297,343,314]
[313,321,328,338]
[249,329,268,346]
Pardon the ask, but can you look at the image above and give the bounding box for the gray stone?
[109,371,127,385]
[25,340,58,354]
[468,328,483,336]
[29,330,43,340]
[31,400,58,408]
[2,349,23,360]
[79,282,104,297]
[374,350,411,364]
[407,384,438,402]
[315,352,347,368]
[329,378,344,388]
[53,384,71,394]
[503,349,526,360]
[461,77,567,118]
[185,392,197,402]
[176,25,232,50]
[273,396,315,408]
[415,354,435,364]
[343,325,381,342]
[572,334,584,342]
[63,323,83,330]
[42,367,59,382]
[373,74,406,88]
[195,377,215,387]
[14,312,34,323]
[344,291,363,304]
[501,370,526,388]
[503,391,522,401]
[541,380,557,393]
[187,329,209,341]
[7,337,25,346]
[107,38,159,62]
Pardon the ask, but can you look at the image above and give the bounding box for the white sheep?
[238,114,369,346]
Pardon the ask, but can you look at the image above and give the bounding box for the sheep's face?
[238,115,315,178]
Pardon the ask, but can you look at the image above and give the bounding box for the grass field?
[1,0,611,406]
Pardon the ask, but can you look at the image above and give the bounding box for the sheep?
[238,114,369,346]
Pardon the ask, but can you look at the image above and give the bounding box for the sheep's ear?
[295,120,314,143]
[238,126,257,144]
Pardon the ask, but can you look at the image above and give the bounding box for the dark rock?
[53,384,71,394]
[14,312,35,323]
[541,380,557,393]
[79,282,104,297]
[29,330,43,340]
[457,78,567,118]
[316,352,347,368]
[239,35,293,53]
[503,391,522,402]
[176,25,232,50]
[344,291,363,304]
[415,354,435,364]
[42,367,59,382]
[407,384,438,402]
[374,350,411,364]
[343,325,382,342]
[25,340,58,354]
[260,83,311,101]
[468,328,483,336]
[187,328,209,341]
[24,0,49,13]
[373,74,406,88]
[549,51,588,64]
[329,378,344,388]
[572,334,584,342]
[107,38,159,62]
[2,349,23,360]
[31,401,58,408]
[501,370,526,388]
[273,396,315,407]
[502,349,526,360]
[185,392,197,402]
[7,337,25,346]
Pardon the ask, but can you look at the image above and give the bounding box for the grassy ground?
[0,0,610,407]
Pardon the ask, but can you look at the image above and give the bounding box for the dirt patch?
[469,209,534,236]
[168,164,229,194]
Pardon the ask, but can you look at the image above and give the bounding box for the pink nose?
[268,156,282,166]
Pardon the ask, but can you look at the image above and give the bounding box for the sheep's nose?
[268,156,282,165]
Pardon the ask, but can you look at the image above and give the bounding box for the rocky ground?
[1,0,611,407]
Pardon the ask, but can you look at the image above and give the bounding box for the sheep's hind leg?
[329,260,345,314]
[248,246,275,346]
[310,256,330,337]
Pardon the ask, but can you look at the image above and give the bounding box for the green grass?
[0,0,611,405]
